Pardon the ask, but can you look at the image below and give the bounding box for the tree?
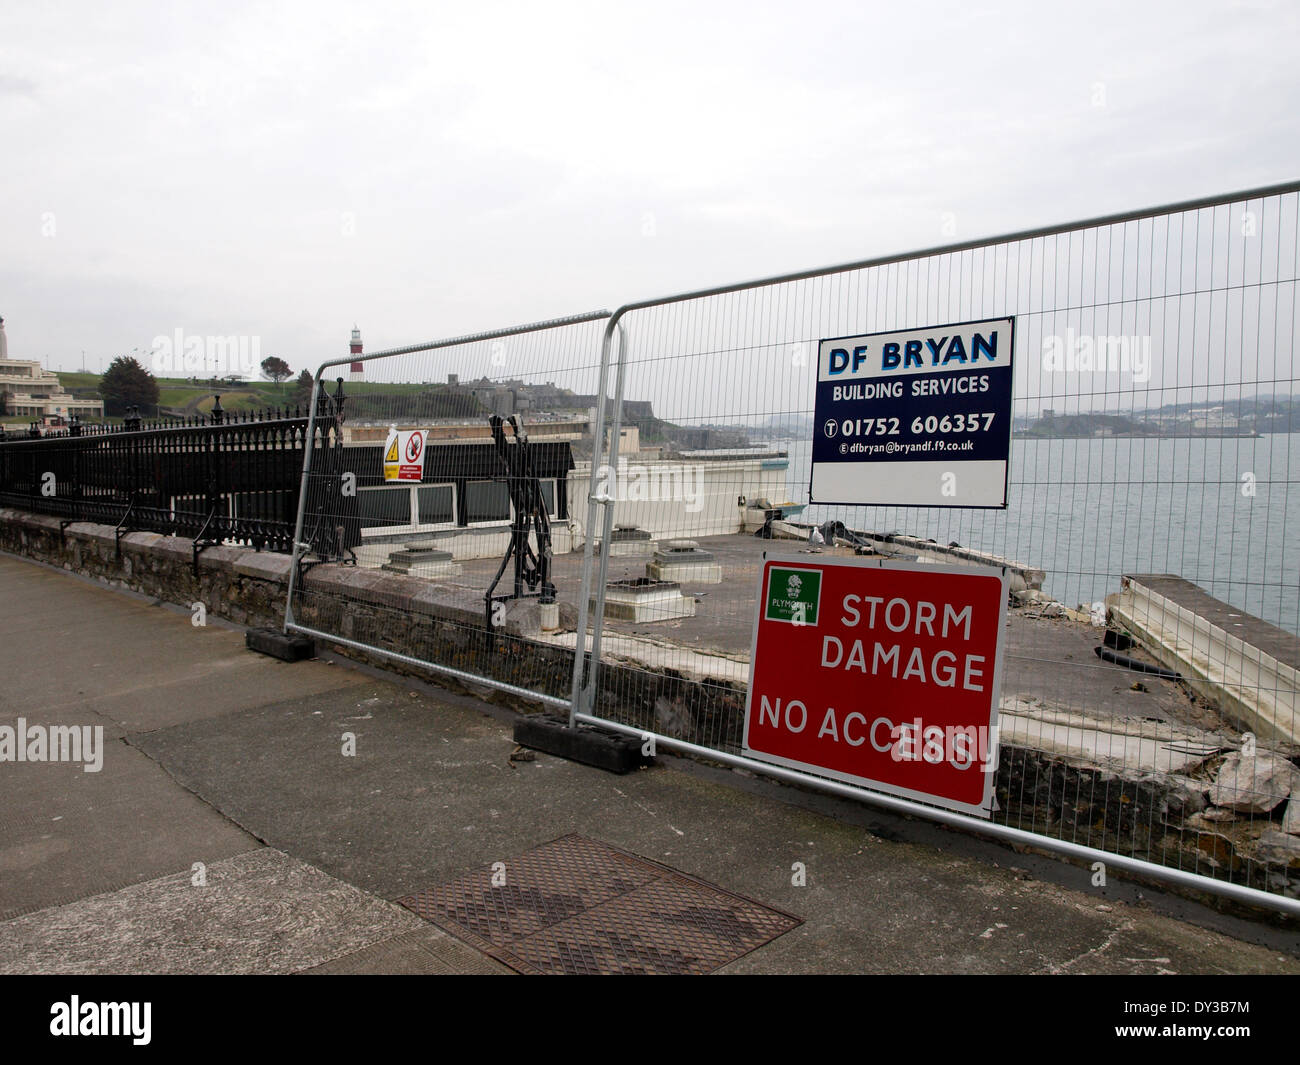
[261,356,292,386]
[99,356,160,417]
[292,369,314,408]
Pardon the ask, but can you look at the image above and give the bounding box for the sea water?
[781,433,1300,637]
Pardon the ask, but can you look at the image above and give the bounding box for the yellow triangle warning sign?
[384,438,398,462]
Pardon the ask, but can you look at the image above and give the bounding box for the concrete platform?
[648,541,723,584]
[351,532,1216,735]
[595,578,697,622]
[1110,574,1300,743]
[381,544,463,579]
[463,535,1227,734]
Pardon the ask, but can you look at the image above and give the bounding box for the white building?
[0,318,104,420]
[1187,406,1239,430]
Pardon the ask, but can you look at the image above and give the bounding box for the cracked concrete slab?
[0,848,443,975]
[0,739,259,921]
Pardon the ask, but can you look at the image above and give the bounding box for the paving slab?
[0,740,259,920]
[0,848,447,975]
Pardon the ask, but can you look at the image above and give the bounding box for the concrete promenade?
[0,552,1295,974]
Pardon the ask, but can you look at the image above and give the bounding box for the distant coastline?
[1013,428,1264,439]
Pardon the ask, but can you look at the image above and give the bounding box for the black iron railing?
[0,381,357,568]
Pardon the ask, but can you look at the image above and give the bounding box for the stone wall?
[0,508,288,630]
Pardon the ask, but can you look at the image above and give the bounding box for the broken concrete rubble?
[1208,752,1298,813]
[1255,830,1300,866]
[1197,807,1240,823]
[1284,783,1300,836]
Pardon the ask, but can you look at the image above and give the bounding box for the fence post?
[569,322,628,727]
[208,399,222,536]
[283,374,324,632]
[70,416,82,514]
[569,326,615,726]
[324,378,349,558]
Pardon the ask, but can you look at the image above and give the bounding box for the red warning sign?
[743,554,1007,817]
[400,430,424,480]
[384,429,427,482]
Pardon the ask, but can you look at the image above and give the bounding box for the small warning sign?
[383,429,427,482]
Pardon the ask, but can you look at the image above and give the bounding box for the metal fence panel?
[577,182,1300,910]
[283,313,612,709]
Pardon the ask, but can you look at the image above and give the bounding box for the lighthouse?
[349,325,363,381]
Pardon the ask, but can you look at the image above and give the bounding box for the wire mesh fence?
[259,183,1300,907]
[575,183,1300,904]
[283,313,612,708]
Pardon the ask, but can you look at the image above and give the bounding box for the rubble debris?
[1255,830,1300,866]
[1095,646,1182,679]
[1208,752,1298,813]
[1283,782,1300,836]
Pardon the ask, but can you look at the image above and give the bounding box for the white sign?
[383,428,428,482]
[810,317,1015,508]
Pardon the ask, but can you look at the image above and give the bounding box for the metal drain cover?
[397,834,801,975]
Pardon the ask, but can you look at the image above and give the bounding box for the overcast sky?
[3,0,1299,377]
